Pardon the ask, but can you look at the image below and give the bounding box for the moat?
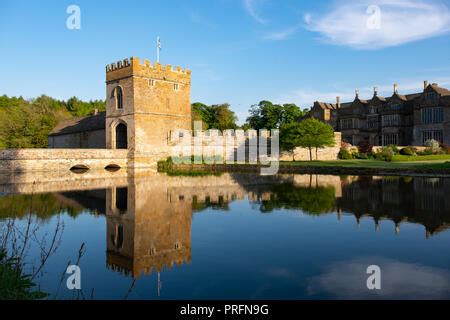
[1,172,450,299]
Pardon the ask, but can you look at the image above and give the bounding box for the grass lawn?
[280,159,450,170]
[392,154,450,161]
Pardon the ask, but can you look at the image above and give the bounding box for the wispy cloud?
[187,10,217,29]
[193,63,222,82]
[304,0,450,49]
[244,0,267,24]
[263,24,301,41]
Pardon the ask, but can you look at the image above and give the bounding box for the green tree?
[191,102,237,130]
[210,103,238,130]
[246,101,305,130]
[0,94,106,149]
[281,118,335,161]
[247,100,282,130]
[280,122,302,161]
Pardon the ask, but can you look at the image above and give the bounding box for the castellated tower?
[105,57,191,166]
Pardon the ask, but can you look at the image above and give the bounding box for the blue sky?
[1,0,450,123]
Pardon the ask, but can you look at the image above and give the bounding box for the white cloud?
[304,0,450,49]
[308,257,450,299]
[244,0,267,24]
[263,24,301,41]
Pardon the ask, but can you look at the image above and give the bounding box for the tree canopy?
[0,94,105,149]
[280,118,335,161]
[191,102,238,131]
[245,100,306,130]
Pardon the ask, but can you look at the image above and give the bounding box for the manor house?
[309,81,450,147]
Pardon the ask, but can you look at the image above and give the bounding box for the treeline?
[0,94,309,149]
[191,100,308,131]
[0,95,105,148]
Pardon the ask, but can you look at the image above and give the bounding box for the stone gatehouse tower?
[105,57,192,165]
[47,57,192,166]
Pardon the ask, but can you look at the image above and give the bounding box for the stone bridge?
[0,149,131,173]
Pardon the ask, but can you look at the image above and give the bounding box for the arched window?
[113,86,123,110]
[115,122,127,149]
[116,187,128,213]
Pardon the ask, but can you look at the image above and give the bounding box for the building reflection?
[335,176,450,237]
[105,178,192,279]
[2,171,450,280]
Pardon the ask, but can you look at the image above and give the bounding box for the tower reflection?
[105,178,192,278]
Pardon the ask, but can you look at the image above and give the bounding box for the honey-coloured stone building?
[48,57,192,167]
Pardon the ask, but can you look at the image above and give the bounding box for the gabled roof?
[339,102,352,108]
[429,83,450,96]
[309,82,449,113]
[315,101,336,110]
[354,96,368,105]
[49,112,106,136]
[404,93,422,100]
[371,95,387,102]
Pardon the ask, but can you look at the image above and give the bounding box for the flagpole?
[156,36,160,63]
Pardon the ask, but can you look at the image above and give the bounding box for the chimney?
[374,86,378,96]
[393,83,398,94]
[336,96,341,109]
[93,108,99,115]
[355,89,359,98]
[424,80,428,90]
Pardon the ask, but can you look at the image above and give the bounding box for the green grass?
[281,159,450,170]
[392,154,450,161]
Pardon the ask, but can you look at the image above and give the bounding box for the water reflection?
[105,181,192,278]
[308,257,450,299]
[1,172,450,298]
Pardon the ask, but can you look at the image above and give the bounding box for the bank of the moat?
[158,160,450,177]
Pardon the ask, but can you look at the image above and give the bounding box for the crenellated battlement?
[106,57,191,83]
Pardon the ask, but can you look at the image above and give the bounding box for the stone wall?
[280,132,341,161]
[48,129,106,149]
[0,149,129,173]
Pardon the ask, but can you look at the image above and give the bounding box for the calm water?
[1,172,450,300]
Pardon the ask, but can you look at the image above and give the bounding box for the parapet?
[106,57,191,83]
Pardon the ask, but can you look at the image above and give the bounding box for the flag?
[157,36,161,50]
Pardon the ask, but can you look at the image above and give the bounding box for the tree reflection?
[258,184,336,215]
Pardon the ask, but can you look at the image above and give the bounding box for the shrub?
[0,249,47,300]
[353,152,369,159]
[357,140,373,154]
[338,148,353,160]
[387,144,400,154]
[440,144,450,154]
[374,147,394,162]
[341,141,352,150]
[424,139,442,154]
[400,147,416,156]
[417,148,433,156]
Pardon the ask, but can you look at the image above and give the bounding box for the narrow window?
[174,83,180,91]
[113,86,123,110]
[149,79,155,87]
